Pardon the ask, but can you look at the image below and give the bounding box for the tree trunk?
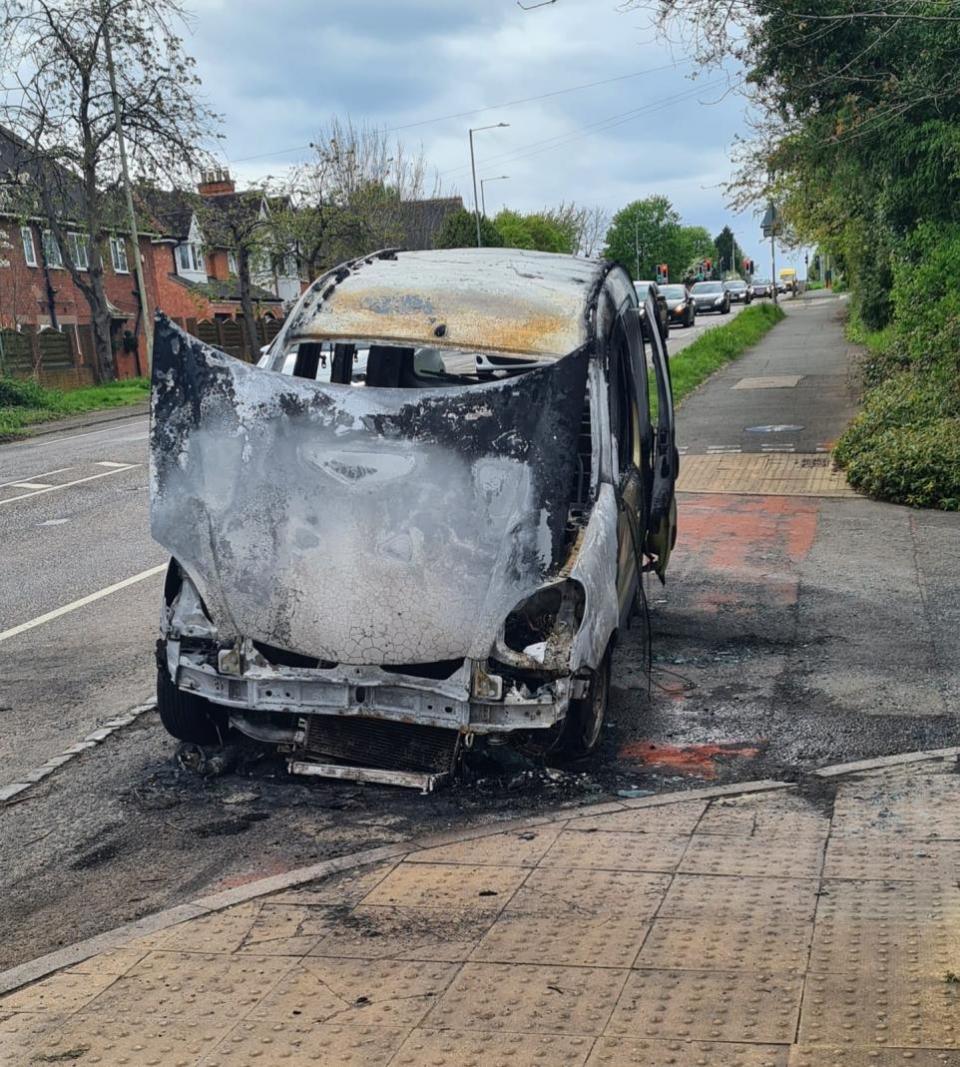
[88,254,115,382]
[238,248,260,361]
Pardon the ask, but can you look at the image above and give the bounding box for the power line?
[226,58,694,166]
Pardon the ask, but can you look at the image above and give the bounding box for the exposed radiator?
[303,714,461,774]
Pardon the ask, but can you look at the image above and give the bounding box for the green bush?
[0,376,50,409]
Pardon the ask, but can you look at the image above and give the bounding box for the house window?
[227,250,238,275]
[68,233,90,271]
[176,241,204,274]
[110,237,129,273]
[42,230,62,268]
[21,226,37,267]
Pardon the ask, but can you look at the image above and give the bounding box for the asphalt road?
[1,290,958,970]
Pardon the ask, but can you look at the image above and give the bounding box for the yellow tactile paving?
[310,905,493,962]
[404,824,563,866]
[9,764,960,1064]
[360,861,529,909]
[589,1037,791,1066]
[423,961,628,1035]
[200,1021,409,1066]
[539,828,689,871]
[249,956,457,1028]
[677,452,858,496]
[393,1027,594,1066]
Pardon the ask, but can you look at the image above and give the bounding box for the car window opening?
[276,339,550,388]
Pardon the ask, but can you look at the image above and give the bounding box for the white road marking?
[0,563,166,644]
[707,445,742,454]
[0,466,72,489]
[8,482,52,490]
[761,444,797,452]
[37,519,70,527]
[95,460,132,468]
[0,464,139,505]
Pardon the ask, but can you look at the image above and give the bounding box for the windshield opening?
[692,282,723,293]
[268,339,551,388]
[660,285,686,300]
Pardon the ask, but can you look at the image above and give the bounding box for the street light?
[480,175,510,217]
[469,123,509,247]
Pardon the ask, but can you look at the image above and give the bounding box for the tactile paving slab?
[249,956,458,1028]
[77,951,294,1022]
[0,1012,67,1067]
[406,825,563,867]
[361,862,529,909]
[570,801,707,835]
[310,905,494,962]
[393,1027,594,1066]
[266,862,397,906]
[588,1036,790,1066]
[636,916,812,972]
[200,1020,410,1066]
[471,910,651,968]
[607,969,803,1044]
[789,1049,960,1066]
[676,453,856,497]
[506,867,671,919]
[539,829,689,872]
[831,775,960,840]
[823,839,960,881]
[697,795,829,839]
[816,879,960,924]
[424,961,629,1035]
[0,969,120,1014]
[659,874,820,923]
[23,1014,234,1067]
[799,972,960,1048]
[809,917,960,977]
[680,836,825,878]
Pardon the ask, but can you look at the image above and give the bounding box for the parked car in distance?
[634,280,670,347]
[690,280,731,315]
[750,279,772,298]
[724,279,752,305]
[659,283,696,327]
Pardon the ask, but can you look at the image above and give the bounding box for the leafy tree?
[0,0,217,380]
[603,196,680,280]
[435,209,504,249]
[714,226,746,276]
[493,209,576,253]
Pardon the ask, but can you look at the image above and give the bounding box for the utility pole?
[101,0,153,367]
[771,232,778,305]
[480,175,509,217]
[469,124,509,248]
[634,215,641,279]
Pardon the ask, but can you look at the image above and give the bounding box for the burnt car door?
[641,291,678,578]
[609,298,648,624]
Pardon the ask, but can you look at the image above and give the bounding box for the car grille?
[303,714,461,773]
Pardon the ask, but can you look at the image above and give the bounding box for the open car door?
[642,291,678,579]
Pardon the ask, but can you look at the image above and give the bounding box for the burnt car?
[634,280,670,349]
[690,280,731,315]
[724,279,752,304]
[151,248,678,790]
[659,283,696,327]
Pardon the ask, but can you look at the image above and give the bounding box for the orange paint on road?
[618,740,761,779]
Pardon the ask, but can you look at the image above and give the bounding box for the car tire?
[557,648,611,758]
[157,665,229,745]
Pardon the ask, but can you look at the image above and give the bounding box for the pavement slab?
[5,762,960,1063]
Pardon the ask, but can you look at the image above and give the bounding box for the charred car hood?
[150,318,588,665]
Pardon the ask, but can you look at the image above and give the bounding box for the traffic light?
[705,258,712,274]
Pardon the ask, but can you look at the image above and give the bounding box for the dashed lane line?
[0,466,72,489]
[0,463,139,505]
[0,563,167,645]
[0,701,155,807]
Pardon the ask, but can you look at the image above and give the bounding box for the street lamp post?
[480,175,509,217]
[469,124,509,248]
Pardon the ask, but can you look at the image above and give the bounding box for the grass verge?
[658,302,786,409]
[0,377,149,442]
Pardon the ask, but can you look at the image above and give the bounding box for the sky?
[183,0,805,274]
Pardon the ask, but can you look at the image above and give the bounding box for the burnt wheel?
[557,648,612,758]
[157,666,228,745]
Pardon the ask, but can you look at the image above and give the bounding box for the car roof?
[283,248,619,358]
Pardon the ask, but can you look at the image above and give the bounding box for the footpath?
[4,755,960,1064]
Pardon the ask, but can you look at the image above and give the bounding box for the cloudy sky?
[184,0,802,271]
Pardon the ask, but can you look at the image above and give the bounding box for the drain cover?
[745,424,804,433]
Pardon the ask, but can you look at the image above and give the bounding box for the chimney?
[197,166,235,198]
